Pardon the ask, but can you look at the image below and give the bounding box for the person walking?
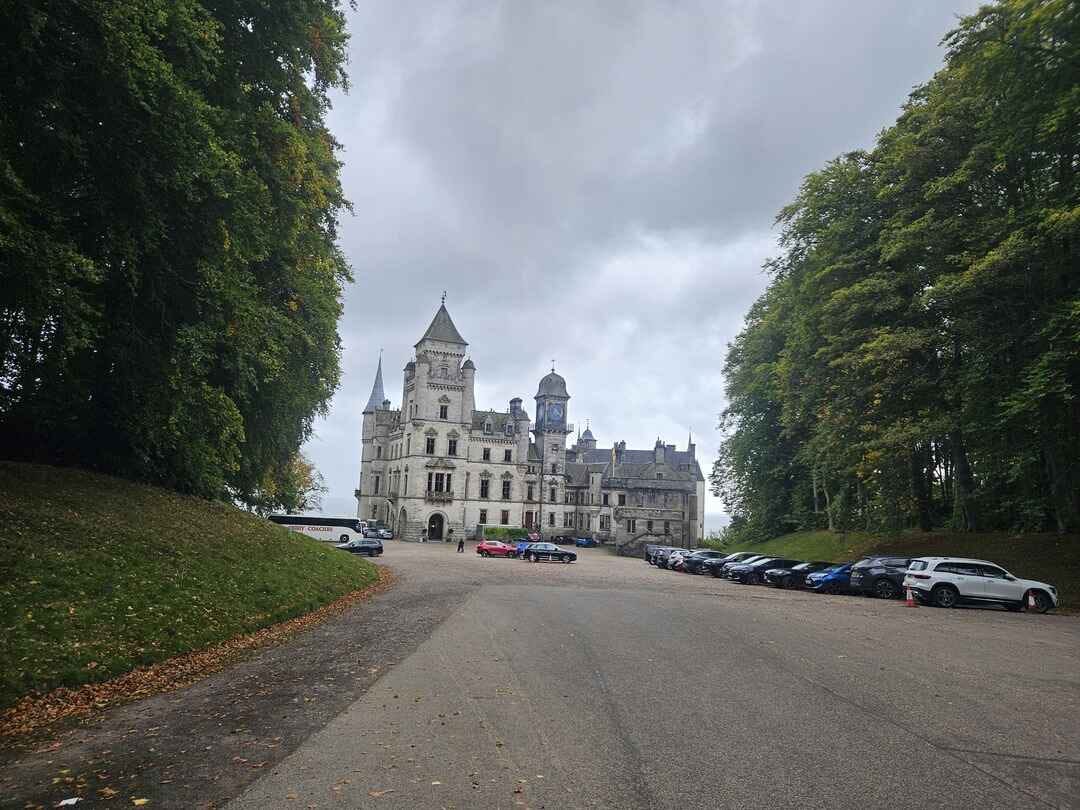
[456,534,465,553]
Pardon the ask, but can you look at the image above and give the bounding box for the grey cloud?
[311,0,982,528]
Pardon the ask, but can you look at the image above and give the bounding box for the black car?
[764,561,836,589]
[524,542,577,563]
[717,554,771,578]
[681,550,729,574]
[732,557,802,584]
[702,551,757,577]
[335,538,383,556]
[848,556,912,599]
[644,544,662,564]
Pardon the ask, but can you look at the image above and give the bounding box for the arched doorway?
[427,513,444,541]
[397,507,407,536]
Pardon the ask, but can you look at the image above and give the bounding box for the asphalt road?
[226,542,1079,810]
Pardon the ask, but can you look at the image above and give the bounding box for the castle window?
[482,448,491,461]
[647,520,654,533]
[448,439,458,456]
[627,519,637,533]
[549,513,555,527]
[600,515,610,530]
[376,446,382,459]
[656,473,663,480]
[485,421,492,433]
[603,493,609,505]
[550,487,556,502]
[501,480,511,500]
[406,437,410,454]
[551,463,557,474]
[425,437,435,454]
[664,521,670,535]
[527,484,534,501]
[618,494,626,506]
[440,405,448,420]
[480,479,490,499]
[501,510,510,525]
[563,513,571,528]
[525,511,534,527]
[374,475,380,494]
[504,449,512,463]
[479,509,488,525]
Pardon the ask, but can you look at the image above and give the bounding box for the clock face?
[547,403,564,423]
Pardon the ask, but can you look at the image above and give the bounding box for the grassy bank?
[710,529,1080,609]
[0,463,378,709]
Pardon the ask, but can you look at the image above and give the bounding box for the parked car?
[656,547,690,569]
[805,563,854,593]
[682,550,729,574]
[717,554,771,578]
[903,557,1058,613]
[849,557,913,599]
[476,540,517,558]
[334,538,383,556]
[550,534,574,545]
[731,557,802,585]
[376,528,393,540]
[523,542,577,563]
[575,537,598,548]
[644,544,662,564]
[764,561,836,589]
[515,540,533,557]
[668,549,694,571]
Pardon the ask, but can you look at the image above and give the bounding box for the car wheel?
[530,553,538,562]
[874,579,899,600]
[562,556,570,564]
[1028,590,1052,614]
[931,584,958,608]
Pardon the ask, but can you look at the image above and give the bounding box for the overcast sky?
[305,0,982,530]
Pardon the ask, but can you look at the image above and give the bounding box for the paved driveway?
[5,542,1078,809]
[230,543,1078,809]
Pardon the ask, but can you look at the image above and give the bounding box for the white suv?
[903,557,1057,613]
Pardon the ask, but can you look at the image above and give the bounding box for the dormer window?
[484,421,492,434]
[656,473,663,480]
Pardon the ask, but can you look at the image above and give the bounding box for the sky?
[305,0,982,532]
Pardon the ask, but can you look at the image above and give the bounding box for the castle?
[356,303,705,551]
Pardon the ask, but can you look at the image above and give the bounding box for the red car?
[476,540,517,558]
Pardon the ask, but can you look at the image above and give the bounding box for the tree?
[0,1,352,504]
[247,453,328,516]
[714,0,1080,538]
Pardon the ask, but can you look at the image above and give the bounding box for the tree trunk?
[811,467,821,514]
[822,479,835,531]
[950,430,977,532]
[910,444,933,532]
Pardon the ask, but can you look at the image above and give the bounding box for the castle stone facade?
[356,304,705,552]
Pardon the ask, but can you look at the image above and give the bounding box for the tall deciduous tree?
[0,1,352,510]
[715,0,1079,540]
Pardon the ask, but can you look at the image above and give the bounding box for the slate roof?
[415,303,467,346]
[471,410,514,434]
[576,447,705,482]
[363,356,386,413]
[566,462,608,486]
[536,371,569,398]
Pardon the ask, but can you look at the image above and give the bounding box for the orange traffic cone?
[904,588,917,607]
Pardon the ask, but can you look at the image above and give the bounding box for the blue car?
[805,563,853,594]
[575,537,598,548]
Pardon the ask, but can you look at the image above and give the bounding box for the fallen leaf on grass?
[132,800,149,807]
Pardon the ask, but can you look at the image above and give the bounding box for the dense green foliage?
[0,1,351,508]
[715,0,1080,542]
[0,462,378,708]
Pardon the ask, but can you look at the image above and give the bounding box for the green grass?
[0,462,379,709]
[710,529,1080,609]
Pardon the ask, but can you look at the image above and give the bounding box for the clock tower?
[534,366,572,527]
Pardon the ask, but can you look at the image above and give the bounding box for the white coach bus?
[267,515,365,544]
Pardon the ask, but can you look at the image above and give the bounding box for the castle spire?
[363,354,385,413]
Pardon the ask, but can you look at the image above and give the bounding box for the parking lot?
[225,540,1080,809]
